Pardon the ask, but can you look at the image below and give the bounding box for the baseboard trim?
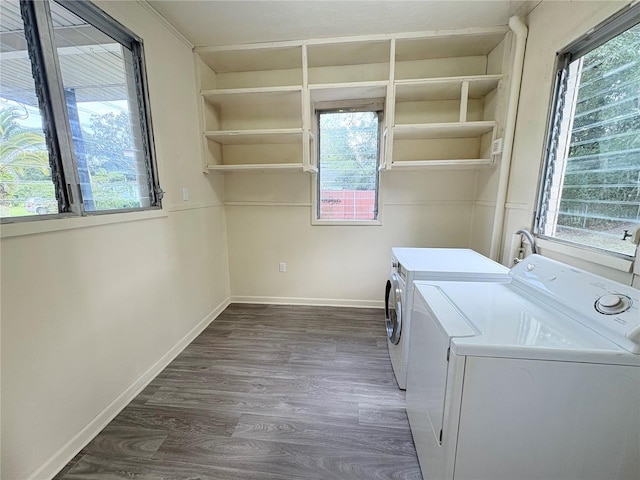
[30,297,231,480]
[230,296,384,309]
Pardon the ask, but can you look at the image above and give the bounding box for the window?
[536,5,640,257]
[315,108,381,223]
[0,0,161,222]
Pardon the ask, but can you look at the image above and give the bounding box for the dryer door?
[385,273,403,345]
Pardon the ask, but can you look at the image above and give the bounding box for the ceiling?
[146,0,542,48]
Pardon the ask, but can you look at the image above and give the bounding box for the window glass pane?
[0,0,57,218]
[50,1,151,212]
[540,22,640,256]
[318,111,379,221]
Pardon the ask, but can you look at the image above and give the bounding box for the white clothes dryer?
[384,248,508,389]
[407,255,640,480]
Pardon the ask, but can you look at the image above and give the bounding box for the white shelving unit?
[389,30,508,169]
[196,43,306,171]
[194,26,513,172]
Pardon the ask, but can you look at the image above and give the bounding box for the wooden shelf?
[395,75,502,102]
[389,159,494,169]
[393,121,496,139]
[204,128,303,145]
[201,86,302,107]
[206,163,304,172]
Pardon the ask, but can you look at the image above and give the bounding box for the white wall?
[500,0,639,285]
[225,169,479,306]
[0,2,229,479]
[4,2,639,478]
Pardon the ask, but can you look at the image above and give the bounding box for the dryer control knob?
[598,294,621,308]
[595,294,631,314]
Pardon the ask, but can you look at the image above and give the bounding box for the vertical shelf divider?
[384,38,396,170]
[459,80,469,123]
[301,43,314,172]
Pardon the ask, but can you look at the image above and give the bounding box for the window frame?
[311,101,384,226]
[1,0,162,225]
[534,3,640,260]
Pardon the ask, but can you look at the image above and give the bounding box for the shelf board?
[309,81,388,103]
[196,44,303,73]
[395,75,502,102]
[204,128,303,145]
[393,121,496,139]
[201,86,302,106]
[206,163,305,172]
[389,159,494,169]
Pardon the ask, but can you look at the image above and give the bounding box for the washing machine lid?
[414,281,640,366]
[392,248,508,281]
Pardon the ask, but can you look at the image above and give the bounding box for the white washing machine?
[407,255,640,480]
[384,248,508,389]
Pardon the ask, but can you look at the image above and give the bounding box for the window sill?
[535,237,635,273]
[0,209,168,239]
[311,219,382,226]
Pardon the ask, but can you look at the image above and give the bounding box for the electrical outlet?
[182,187,189,201]
[279,262,286,273]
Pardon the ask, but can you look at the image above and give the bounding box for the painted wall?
[222,37,515,306]
[500,0,639,285]
[4,2,639,478]
[225,169,480,306]
[0,2,229,479]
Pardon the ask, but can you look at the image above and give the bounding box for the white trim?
[28,298,230,480]
[505,201,529,210]
[385,200,473,206]
[136,1,194,49]
[230,296,384,309]
[474,200,496,207]
[195,39,303,53]
[0,204,226,238]
[193,26,509,52]
[194,52,209,172]
[224,202,311,207]
[311,219,383,226]
[165,202,223,212]
[222,200,474,208]
[0,209,168,239]
[536,237,634,272]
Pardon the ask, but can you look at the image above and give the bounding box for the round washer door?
[385,273,402,345]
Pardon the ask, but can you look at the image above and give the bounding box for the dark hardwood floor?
[54,304,423,480]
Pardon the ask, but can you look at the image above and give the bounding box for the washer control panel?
[595,294,632,315]
[511,255,640,353]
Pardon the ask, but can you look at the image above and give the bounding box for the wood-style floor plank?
[54,304,422,480]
